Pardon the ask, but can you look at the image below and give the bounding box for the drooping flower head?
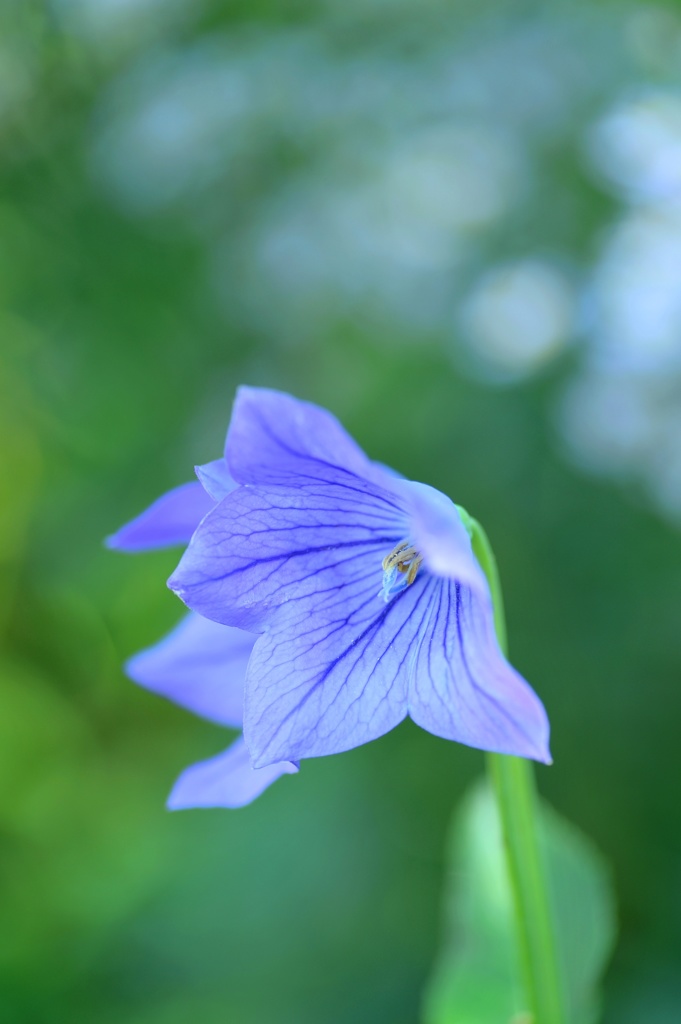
[110,387,550,808]
[168,387,550,768]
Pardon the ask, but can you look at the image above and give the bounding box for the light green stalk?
[471,518,565,1024]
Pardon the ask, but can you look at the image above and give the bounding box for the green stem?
[471,519,564,1024]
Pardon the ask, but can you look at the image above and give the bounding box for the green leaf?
[422,782,616,1024]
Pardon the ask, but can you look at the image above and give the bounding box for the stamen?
[382,541,412,572]
[381,540,423,601]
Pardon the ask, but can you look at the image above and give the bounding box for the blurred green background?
[3,1,681,1021]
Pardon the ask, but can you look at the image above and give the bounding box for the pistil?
[381,540,424,601]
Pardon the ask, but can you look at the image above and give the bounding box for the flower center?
[381,540,424,602]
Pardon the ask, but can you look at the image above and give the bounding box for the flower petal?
[225,386,382,487]
[244,572,550,766]
[168,482,405,630]
[242,574,441,765]
[166,736,298,810]
[194,458,236,501]
[107,482,216,552]
[398,480,488,596]
[126,612,253,727]
[407,579,551,763]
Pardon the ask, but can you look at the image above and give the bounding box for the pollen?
[381,540,424,601]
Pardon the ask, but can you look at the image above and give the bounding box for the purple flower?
[108,464,298,809]
[165,387,550,769]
